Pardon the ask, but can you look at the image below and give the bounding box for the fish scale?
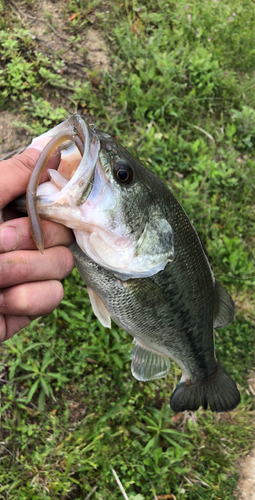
[17,115,240,413]
[72,241,215,375]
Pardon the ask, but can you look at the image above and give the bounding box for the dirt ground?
[237,449,255,500]
[1,1,254,498]
[0,110,31,157]
[236,373,255,500]
[0,0,110,158]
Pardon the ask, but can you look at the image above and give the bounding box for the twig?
[192,474,210,487]
[84,485,98,500]
[156,495,177,500]
[34,35,66,61]
[197,166,211,193]
[0,445,12,456]
[8,0,67,40]
[47,22,67,41]
[249,383,255,396]
[149,480,159,500]
[8,0,32,17]
[0,147,25,162]
[8,0,86,76]
[31,42,85,78]
[68,95,78,113]
[34,36,85,77]
[150,496,177,500]
[187,122,215,143]
[111,468,129,500]
[27,401,40,411]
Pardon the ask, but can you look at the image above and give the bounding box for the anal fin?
[131,338,170,381]
[87,287,111,328]
[214,281,235,329]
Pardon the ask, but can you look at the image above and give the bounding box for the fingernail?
[0,226,18,252]
[26,139,45,152]
[26,137,51,152]
[0,293,3,309]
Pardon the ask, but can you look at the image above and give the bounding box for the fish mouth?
[26,115,101,252]
[24,115,174,280]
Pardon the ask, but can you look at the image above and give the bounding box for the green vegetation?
[0,0,254,498]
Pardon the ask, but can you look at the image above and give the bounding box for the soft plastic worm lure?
[26,115,90,253]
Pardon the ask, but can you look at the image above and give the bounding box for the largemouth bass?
[21,115,240,412]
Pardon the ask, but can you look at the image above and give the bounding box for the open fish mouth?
[24,114,174,280]
[9,114,241,413]
[26,114,100,253]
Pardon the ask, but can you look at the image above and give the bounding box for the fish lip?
[61,117,99,206]
[35,116,101,208]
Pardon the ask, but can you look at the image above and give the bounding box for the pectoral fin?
[131,338,170,381]
[214,281,235,328]
[87,287,111,328]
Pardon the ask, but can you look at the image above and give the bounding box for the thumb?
[0,141,61,210]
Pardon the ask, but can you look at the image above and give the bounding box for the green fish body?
[24,116,240,412]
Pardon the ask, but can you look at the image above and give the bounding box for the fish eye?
[113,160,133,185]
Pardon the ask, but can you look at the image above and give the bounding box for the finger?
[0,146,61,210]
[0,246,74,288]
[0,217,75,253]
[0,314,31,342]
[0,280,64,317]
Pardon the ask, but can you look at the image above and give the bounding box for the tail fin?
[170,362,240,412]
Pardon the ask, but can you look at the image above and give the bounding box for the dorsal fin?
[87,287,111,328]
[214,281,235,329]
[131,338,170,381]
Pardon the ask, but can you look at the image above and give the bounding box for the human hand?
[0,142,75,341]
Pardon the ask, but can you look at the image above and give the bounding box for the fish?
[19,114,240,413]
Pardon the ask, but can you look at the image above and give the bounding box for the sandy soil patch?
[236,373,255,500]
[0,111,30,158]
[237,449,255,500]
[10,0,110,71]
[1,0,111,156]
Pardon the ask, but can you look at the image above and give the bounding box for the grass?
[0,0,255,498]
